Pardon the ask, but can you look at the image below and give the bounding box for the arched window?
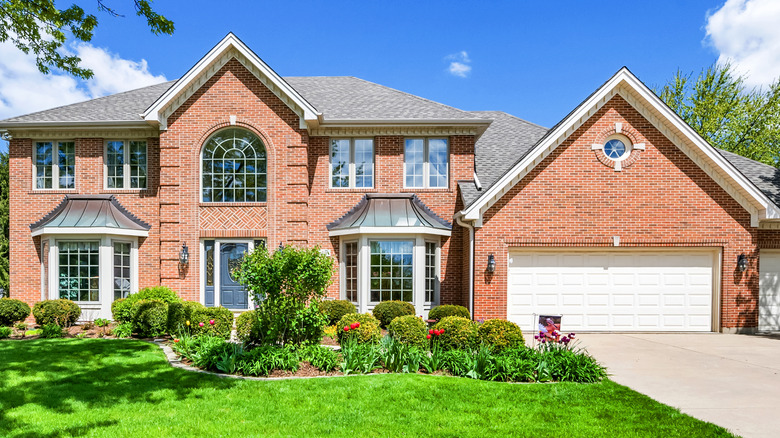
[202,128,267,202]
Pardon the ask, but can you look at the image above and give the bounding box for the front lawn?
[0,339,733,437]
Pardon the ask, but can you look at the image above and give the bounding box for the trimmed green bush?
[191,306,234,339]
[32,299,81,327]
[429,304,470,321]
[388,315,427,349]
[336,313,381,345]
[320,300,356,326]
[113,286,182,324]
[167,301,206,335]
[0,326,11,338]
[478,319,525,351]
[236,310,261,344]
[372,300,415,328]
[0,298,31,326]
[111,322,133,338]
[131,300,169,337]
[432,316,478,351]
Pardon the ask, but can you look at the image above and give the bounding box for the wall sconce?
[737,253,748,272]
[487,253,496,273]
[179,242,189,265]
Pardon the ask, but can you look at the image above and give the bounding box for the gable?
[143,33,320,130]
[458,68,780,228]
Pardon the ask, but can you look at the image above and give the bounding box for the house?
[2,33,780,333]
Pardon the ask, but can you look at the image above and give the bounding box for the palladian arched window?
[202,128,267,202]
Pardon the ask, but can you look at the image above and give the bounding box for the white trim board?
[142,33,321,130]
[459,67,780,228]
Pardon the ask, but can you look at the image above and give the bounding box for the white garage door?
[759,251,780,331]
[507,250,716,332]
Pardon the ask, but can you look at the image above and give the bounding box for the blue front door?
[220,243,248,309]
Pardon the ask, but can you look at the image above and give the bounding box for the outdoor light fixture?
[179,242,189,265]
[487,253,496,273]
[737,253,748,272]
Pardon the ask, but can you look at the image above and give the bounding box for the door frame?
[199,238,261,311]
[505,246,722,332]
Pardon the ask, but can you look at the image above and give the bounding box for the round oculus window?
[604,139,628,160]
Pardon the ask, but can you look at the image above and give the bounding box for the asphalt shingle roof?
[1,76,484,124]
[718,150,780,207]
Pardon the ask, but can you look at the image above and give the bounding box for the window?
[106,140,147,189]
[113,242,131,300]
[34,141,75,189]
[370,240,413,302]
[404,138,448,188]
[202,128,267,202]
[425,242,436,303]
[58,241,100,302]
[330,139,374,188]
[344,241,358,303]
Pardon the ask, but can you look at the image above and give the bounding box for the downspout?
[455,214,475,321]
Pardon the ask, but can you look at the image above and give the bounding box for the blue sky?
[3,0,780,152]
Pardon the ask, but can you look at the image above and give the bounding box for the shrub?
[190,306,234,339]
[236,245,334,346]
[111,298,133,323]
[167,301,206,335]
[111,322,133,338]
[188,336,231,371]
[320,300,356,326]
[0,326,11,338]
[131,300,169,337]
[41,323,63,338]
[32,299,81,327]
[388,315,427,349]
[236,310,261,344]
[372,300,415,328]
[336,313,381,345]
[477,319,525,351]
[15,322,27,331]
[429,304,470,321]
[432,316,478,351]
[0,298,31,326]
[94,318,110,328]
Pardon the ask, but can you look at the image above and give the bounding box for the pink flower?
[209,319,215,325]
[198,322,204,327]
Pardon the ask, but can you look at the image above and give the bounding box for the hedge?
[167,301,206,335]
[477,319,525,351]
[336,313,382,345]
[320,300,356,326]
[190,306,234,339]
[32,299,81,327]
[432,316,478,351]
[372,300,415,328]
[0,298,31,326]
[388,315,427,349]
[429,304,470,321]
[131,300,169,337]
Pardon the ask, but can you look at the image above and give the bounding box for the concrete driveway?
[578,333,780,438]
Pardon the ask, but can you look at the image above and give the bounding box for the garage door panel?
[760,252,780,331]
[508,250,714,332]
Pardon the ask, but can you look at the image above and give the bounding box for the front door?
[220,243,249,309]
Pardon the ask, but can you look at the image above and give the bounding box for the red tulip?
[174,339,180,343]
[440,329,445,334]
[209,319,215,325]
[355,322,360,328]
[343,326,349,332]
[429,329,435,334]
[426,334,431,339]
[198,322,204,327]
[351,322,359,329]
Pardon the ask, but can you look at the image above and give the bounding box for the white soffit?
[460,67,780,227]
[142,33,321,130]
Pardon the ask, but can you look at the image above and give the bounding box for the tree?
[0,0,174,79]
[236,244,334,346]
[656,63,780,167]
[0,151,8,297]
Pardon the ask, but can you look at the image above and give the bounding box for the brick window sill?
[28,189,78,195]
[102,189,148,194]
[199,202,268,207]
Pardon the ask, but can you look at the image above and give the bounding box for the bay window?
[370,240,414,302]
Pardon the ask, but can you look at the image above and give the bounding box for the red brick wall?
[473,95,760,330]
[8,58,474,311]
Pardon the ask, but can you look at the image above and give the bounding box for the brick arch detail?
[593,123,643,170]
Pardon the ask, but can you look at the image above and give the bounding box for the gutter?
[454,214,475,320]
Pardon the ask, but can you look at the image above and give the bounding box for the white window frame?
[199,238,264,312]
[43,235,139,320]
[424,239,440,306]
[403,137,449,189]
[340,239,359,304]
[329,138,374,189]
[342,234,440,316]
[32,140,76,190]
[104,140,148,189]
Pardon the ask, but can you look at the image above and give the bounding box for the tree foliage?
[0,0,174,79]
[236,244,335,346]
[656,63,780,167]
[0,151,7,297]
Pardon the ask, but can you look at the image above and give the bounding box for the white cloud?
[706,0,780,88]
[0,41,166,120]
[446,51,472,78]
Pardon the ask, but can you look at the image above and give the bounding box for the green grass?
[0,339,733,437]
